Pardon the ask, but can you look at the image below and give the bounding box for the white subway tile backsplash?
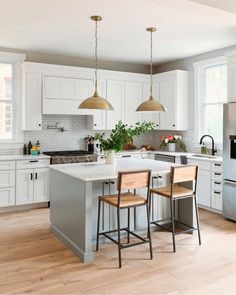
[23,115,198,153]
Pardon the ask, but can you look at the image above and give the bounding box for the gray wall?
[0,47,149,74]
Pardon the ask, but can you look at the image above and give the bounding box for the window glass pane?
[0,102,12,139]
[0,63,12,100]
[205,64,227,103]
[204,104,223,144]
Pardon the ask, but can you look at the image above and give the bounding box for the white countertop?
[0,154,51,161]
[116,150,223,163]
[50,158,176,182]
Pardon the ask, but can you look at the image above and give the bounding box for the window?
[195,57,227,148]
[0,64,13,139]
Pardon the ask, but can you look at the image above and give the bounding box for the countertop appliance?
[43,150,98,165]
[223,102,236,221]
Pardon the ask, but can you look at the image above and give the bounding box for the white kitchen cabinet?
[16,168,49,205]
[106,80,124,129]
[87,79,107,130]
[43,75,93,115]
[0,160,15,207]
[141,82,160,129]
[22,71,42,131]
[16,169,34,205]
[0,187,15,207]
[196,169,211,207]
[34,168,49,203]
[124,81,142,126]
[158,70,188,130]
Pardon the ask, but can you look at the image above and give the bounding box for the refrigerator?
[223,102,236,221]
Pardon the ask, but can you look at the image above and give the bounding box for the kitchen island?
[50,159,195,263]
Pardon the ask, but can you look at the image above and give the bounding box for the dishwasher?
[154,153,176,163]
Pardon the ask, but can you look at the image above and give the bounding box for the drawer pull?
[35,173,38,180]
[214,173,221,176]
[30,173,33,180]
[214,182,221,185]
[214,164,221,167]
[122,155,131,158]
[29,160,39,163]
[110,181,115,184]
[214,191,221,195]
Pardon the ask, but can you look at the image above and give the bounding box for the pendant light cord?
[150,30,153,98]
[95,19,98,94]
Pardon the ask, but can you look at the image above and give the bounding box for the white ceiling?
[1,0,236,65]
[189,0,236,14]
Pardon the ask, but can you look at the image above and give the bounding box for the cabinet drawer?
[0,161,15,171]
[212,162,222,173]
[212,181,222,191]
[211,190,222,211]
[0,170,15,187]
[16,159,50,169]
[187,159,211,171]
[0,187,15,207]
[116,154,141,159]
[212,171,223,182]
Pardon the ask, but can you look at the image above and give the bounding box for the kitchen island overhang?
[49,159,195,263]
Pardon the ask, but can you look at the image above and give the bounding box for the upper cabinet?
[141,82,160,129]
[158,70,188,131]
[21,62,189,131]
[227,51,236,102]
[43,76,93,115]
[22,64,42,131]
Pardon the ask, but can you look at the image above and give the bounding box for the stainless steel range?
[43,150,98,165]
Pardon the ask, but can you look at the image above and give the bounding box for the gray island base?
[50,159,195,263]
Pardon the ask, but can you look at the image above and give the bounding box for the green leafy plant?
[160,134,187,152]
[95,121,155,152]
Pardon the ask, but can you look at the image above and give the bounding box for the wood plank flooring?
[0,208,236,294]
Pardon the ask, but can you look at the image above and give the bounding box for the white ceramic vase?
[105,150,116,165]
[168,143,176,152]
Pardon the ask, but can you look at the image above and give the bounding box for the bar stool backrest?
[117,170,151,191]
[170,165,198,191]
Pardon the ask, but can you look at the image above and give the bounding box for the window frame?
[194,56,227,150]
[0,52,26,150]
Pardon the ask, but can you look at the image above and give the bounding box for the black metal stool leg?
[170,199,176,253]
[96,199,101,251]
[117,207,122,268]
[127,207,130,244]
[194,195,201,245]
[146,203,153,259]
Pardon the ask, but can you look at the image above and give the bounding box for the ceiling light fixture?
[79,16,113,110]
[136,27,166,112]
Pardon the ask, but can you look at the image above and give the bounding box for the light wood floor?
[1,208,236,295]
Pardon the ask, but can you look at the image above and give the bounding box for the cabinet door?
[124,81,142,126]
[106,80,124,129]
[89,79,107,130]
[141,82,160,129]
[22,73,42,131]
[159,79,176,130]
[16,169,34,205]
[0,170,15,187]
[33,168,49,203]
[196,169,211,207]
[0,187,15,207]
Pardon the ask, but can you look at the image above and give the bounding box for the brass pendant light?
[79,16,113,110]
[136,27,166,112]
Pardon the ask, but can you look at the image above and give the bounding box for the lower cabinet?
[196,169,211,207]
[0,187,15,207]
[16,168,49,205]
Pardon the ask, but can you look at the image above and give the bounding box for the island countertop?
[49,158,176,182]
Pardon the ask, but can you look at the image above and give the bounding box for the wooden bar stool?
[96,170,152,268]
[150,165,201,252]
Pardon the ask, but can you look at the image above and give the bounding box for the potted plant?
[160,134,186,152]
[95,121,155,164]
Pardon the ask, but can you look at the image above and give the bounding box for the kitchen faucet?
[199,135,216,156]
